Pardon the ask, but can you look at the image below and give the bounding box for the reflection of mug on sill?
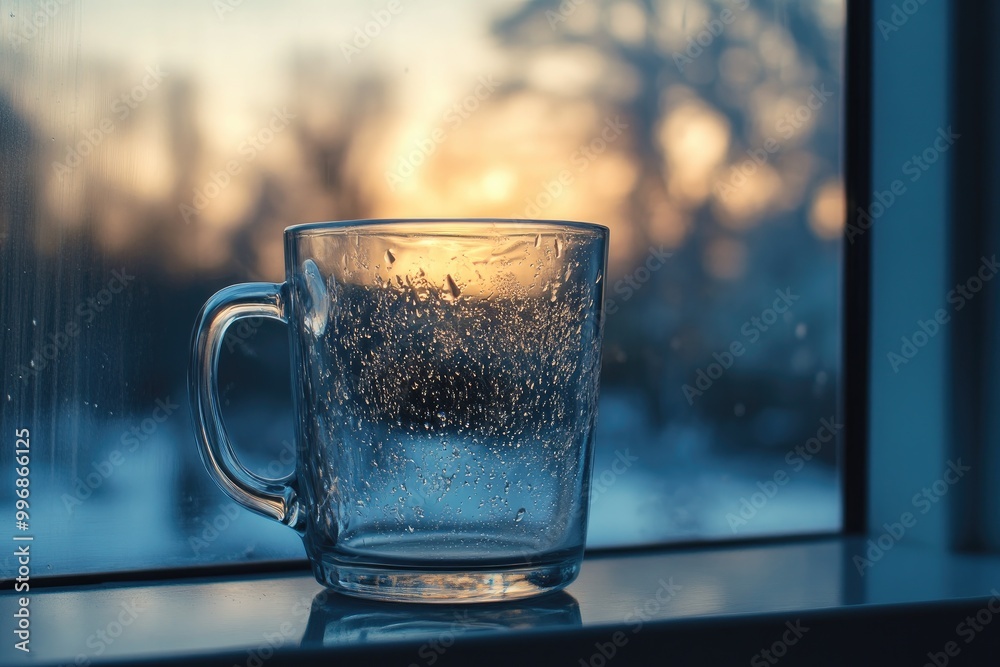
[300,590,581,647]
[191,218,609,603]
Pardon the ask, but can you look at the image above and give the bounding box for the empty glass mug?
[190,219,608,602]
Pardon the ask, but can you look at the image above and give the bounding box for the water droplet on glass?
[406,525,415,533]
[515,507,526,522]
[504,481,511,494]
[445,274,461,299]
[534,234,542,248]
[554,238,563,257]
[384,249,395,266]
[31,318,37,326]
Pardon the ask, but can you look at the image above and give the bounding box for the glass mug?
[190,219,608,603]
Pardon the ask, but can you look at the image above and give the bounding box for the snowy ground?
[1,390,839,576]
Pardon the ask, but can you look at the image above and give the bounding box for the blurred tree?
[492,0,842,437]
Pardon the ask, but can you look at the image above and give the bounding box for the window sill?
[6,537,1000,666]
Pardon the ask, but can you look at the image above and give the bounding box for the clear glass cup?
[190,219,609,602]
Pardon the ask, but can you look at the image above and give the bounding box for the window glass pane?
[0,0,843,575]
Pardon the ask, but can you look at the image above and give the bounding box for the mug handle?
[189,282,305,532]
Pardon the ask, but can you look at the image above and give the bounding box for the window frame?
[842,0,872,538]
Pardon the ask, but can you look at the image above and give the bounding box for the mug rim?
[284,218,609,237]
